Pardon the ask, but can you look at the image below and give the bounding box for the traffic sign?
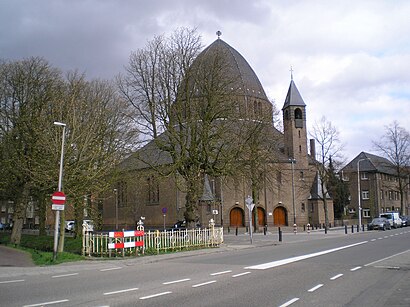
[162,207,167,214]
[52,191,66,205]
[52,204,65,211]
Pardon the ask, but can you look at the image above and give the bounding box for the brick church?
[102,37,334,230]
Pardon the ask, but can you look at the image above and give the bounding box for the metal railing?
[82,226,224,258]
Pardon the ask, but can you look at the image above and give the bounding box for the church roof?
[196,39,269,101]
[282,79,306,110]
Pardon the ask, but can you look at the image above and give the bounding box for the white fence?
[82,226,224,258]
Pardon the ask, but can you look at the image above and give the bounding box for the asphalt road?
[1,228,409,306]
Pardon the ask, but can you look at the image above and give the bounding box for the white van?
[379,212,402,228]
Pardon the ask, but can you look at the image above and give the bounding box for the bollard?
[263,225,267,235]
[293,223,297,234]
[307,223,310,234]
[228,226,230,233]
[351,225,354,233]
[362,224,365,232]
[235,227,238,236]
[324,226,327,234]
[345,224,348,234]
[303,224,306,231]
[246,226,248,233]
[278,227,282,242]
[357,225,359,232]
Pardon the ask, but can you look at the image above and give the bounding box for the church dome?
[195,39,269,101]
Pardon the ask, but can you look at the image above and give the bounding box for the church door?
[273,206,287,226]
[257,207,265,226]
[230,208,244,226]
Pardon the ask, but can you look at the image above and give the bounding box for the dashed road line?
[104,287,139,295]
[23,299,69,307]
[370,239,376,241]
[350,266,361,271]
[163,278,190,285]
[192,280,217,288]
[100,267,122,272]
[139,291,172,300]
[279,297,299,307]
[52,273,79,278]
[232,272,251,278]
[0,279,25,284]
[307,284,323,292]
[210,270,232,276]
[330,273,343,280]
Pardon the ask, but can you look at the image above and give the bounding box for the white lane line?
[104,287,139,295]
[210,270,232,276]
[52,273,79,278]
[232,272,251,278]
[350,266,362,271]
[192,280,217,288]
[307,284,323,292]
[163,278,190,285]
[245,241,368,270]
[100,267,122,272]
[394,234,399,236]
[390,235,394,237]
[370,239,376,242]
[384,236,389,238]
[330,273,343,280]
[139,291,172,300]
[374,265,400,269]
[23,299,69,307]
[365,249,410,267]
[279,297,299,307]
[378,237,383,240]
[0,279,25,284]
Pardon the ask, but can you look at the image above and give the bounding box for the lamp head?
[53,121,66,127]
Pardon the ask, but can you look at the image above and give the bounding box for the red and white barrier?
[108,230,144,250]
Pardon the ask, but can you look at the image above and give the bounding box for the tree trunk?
[10,185,29,245]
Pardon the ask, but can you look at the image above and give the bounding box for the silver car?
[368,217,391,231]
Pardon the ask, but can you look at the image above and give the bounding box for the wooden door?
[230,208,244,226]
[273,207,286,226]
[257,207,265,226]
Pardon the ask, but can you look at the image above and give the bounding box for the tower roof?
[195,39,269,101]
[282,80,306,110]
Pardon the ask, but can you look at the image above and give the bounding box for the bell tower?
[282,75,308,168]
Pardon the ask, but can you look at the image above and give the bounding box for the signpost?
[51,191,66,211]
[245,195,254,244]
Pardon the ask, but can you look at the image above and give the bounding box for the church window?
[301,203,305,212]
[299,145,302,153]
[300,171,304,180]
[276,171,282,184]
[148,176,160,204]
[294,108,303,128]
[298,130,301,138]
[284,110,289,120]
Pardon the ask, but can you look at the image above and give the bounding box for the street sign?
[212,209,219,215]
[52,204,65,211]
[162,207,167,214]
[52,191,66,205]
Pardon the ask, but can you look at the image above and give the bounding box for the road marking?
[232,272,251,278]
[192,280,217,288]
[330,273,343,280]
[370,239,376,241]
[279,297,299,307]
[139,291,172,300]
[350,266,361,271]
[384,236,389,238]
[394,234,399,236]
[245,241,368,270]
[378,237,383,240]
[100,267,122,272]
[163,278,191,285]
[210,270,232,276]
[365,249,410,267]
[23,299,69,306]
[104,287,139,295]
[374,265,400,270]
[0,279,25,284]
[390,235,394,237]
[308,284,323,292]
[52,273,79,278]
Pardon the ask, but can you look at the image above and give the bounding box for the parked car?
[368,217,391,231]
[379,212,402,228]
[65,220,94,232]
[65,220,75,232]
[173,220,187,230]
[0,222,5,230]
[400,216,409,227]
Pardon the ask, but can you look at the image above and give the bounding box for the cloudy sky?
[1,0,409,162]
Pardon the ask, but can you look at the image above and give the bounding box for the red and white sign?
[51,191,66,210]
[108,230,145,249]
[52,191,66,205]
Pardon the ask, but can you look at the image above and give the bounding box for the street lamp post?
[357,158,368,232]
[53,121,66,261]
[289,159,296,227]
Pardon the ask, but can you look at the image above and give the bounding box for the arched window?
[294,108,302,119]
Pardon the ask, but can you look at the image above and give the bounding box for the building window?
[301,203,305,212]
[363,209,370,217]
[310,203,314,213]
[361,172,368,180]
[388,191,393,200]
[362,190,369,200]
[1,205,5,212]
[380,190,383,200]
[276,171,282,184]
[300,171,304,180]
[348,208,356,214]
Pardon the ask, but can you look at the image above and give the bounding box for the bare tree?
[310,116,344,231]
[373,121,410,215]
